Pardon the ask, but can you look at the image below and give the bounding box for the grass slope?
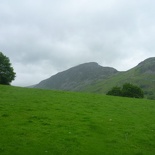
[0,85,155,155]
[84,67,155,99]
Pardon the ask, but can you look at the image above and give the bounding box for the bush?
[122,83,144,98]
[107,83,144,98]
[106,86,122,96]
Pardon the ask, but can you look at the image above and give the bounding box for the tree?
[0,52,16,85]
[106,86,122,96]
[106,83,144,98]
[121,83,144,98]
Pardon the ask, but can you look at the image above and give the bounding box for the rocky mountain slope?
[34,57,155,99]
[34,62,118,91]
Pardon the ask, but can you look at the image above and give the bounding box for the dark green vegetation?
[34,57,155,100]
[0,85,155,155]
[107,83,144,98]
[0,52,16,85]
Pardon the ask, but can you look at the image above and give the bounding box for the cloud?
[0,0,155,86]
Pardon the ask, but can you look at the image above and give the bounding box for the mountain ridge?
[33,57,155,99]
[83,57,155,99]
[34,62,118,91]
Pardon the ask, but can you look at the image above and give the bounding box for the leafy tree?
[122,83,144,98]
[106,86,122,96]
[107,83,144,98]
[0,52,16,85]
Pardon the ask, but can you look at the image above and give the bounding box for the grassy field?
[0,85,155,155]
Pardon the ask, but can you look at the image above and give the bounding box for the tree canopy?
[107,83,144,98]
[0,52,16,85]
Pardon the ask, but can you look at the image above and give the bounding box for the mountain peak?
[69,62,99,70]
[79,62,98,65]
[137,57,155,74]
[138,57,155,66]
[34,62,118,91]
[33,57,155,99]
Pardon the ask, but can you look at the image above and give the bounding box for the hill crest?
[33,57,155,99]
[34,62,118,90]
[136,57,155,74]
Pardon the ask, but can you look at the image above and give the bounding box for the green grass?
[0,85,155,155]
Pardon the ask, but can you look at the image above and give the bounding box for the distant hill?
[34,62,118,91]
[34,57,155,99]
[84,57,155,99]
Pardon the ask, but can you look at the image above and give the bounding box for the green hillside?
[0,85,155,155]
[33,57,155,100]
[84,58,155,99]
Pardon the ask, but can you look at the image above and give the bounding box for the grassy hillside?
[0,85,155,155]
[33,57,155,100]
[84,66,155,99]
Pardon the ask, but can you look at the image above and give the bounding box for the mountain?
[34,62,118,91]
[84,57,155,99]
[34,57,155,99]
[136,57,155,74]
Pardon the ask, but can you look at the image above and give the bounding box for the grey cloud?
[0,0,155,86]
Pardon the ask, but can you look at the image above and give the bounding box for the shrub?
[122,83,144,98]
[106,86,122,96]
[107,83,144,98]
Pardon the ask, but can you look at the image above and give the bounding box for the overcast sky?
[0,0,155,86]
